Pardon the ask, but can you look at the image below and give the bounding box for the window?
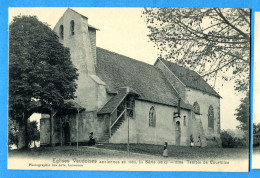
[70,20,75,35]
[193,102,200,114]
[183,116,186,126]
[59,25,64,39]
[208,105,214,130]
[149,106,156,127]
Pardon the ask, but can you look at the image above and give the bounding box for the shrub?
[220,130,248,148]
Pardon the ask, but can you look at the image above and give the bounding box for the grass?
[253,145,260,154]
[8,143,249,160]
[95,143,249,160]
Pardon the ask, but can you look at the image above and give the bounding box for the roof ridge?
[161,59,199,75]
[96,47,158,69]
[68,8,88,19]
[160,59,220,97]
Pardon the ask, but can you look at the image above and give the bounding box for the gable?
[158,59,220,98]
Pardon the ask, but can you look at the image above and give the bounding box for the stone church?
[40,8,221,147]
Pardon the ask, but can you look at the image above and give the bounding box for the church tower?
[53,8,107,111]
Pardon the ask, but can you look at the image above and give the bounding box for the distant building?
[40,8,221,147]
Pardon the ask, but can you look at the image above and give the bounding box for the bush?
[220,130,248,148]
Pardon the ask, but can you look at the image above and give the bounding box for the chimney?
[174,98,181,118]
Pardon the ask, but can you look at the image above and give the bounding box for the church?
[40,8,221,147]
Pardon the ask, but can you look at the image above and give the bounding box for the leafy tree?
[143,8,250,92]
[28,121,40,147]
[235,92,250,134]
[253,123,260,146]
[9,16,78,148]
[8,117,19,149]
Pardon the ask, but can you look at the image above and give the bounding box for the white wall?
[185,88,221,138]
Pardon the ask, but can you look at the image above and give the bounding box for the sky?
[254,12,260,124]
[8,7,246,130]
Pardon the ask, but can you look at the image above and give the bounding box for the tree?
[220,130,236,148]
[253,123,260,134]
[9,16,78,149]
[143,8,250,92]
[235,92,250,134]
[8,117,19,149]
[28,121,40,147]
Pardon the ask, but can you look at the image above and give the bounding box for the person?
[197,135,202,148]
[190,134,194,147]
[88,132,96,146]
[163,142,168,157]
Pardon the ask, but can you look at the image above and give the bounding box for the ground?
[8,144,249,160]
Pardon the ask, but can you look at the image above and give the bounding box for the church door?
[175,121,181,146]
[62,122,70,145]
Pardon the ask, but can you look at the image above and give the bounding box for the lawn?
[253,145,260,154]
[95,143,249,160]
[8,143,249,160]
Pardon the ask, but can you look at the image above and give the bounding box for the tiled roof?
[160,59,220,97]
[96,47,190,111]
[97,88,128,114]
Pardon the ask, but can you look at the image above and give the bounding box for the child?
[163,142,168,157]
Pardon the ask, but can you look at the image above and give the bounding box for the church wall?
[109,116,137,144]
[187,113,208,147]
[135,100,191,146]
[97,84,109,110]
[155,60,186,100]
[109,100,191,146]
[185,88,221,139]
[40,111,109,146]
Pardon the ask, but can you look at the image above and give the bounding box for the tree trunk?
[50,109,54,147]
[24,112,29,149]
[17,121,25,149]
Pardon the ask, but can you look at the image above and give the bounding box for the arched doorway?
[62,122,70,145]
[175,121,181,146]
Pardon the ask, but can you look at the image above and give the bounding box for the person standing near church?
[163,142,168,157]
[198,135,202,148]
[190,134,194,147]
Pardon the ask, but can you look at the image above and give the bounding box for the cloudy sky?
[9,7,246,130]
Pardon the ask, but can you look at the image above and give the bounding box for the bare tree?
[143,8,250,92]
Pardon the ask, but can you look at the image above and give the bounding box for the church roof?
[159,59,221,97]
[96,47,190,111]
[97,88,128,115]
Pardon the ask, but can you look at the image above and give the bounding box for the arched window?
[149,106,156,127]
[208,105,214,130]
[193,101,200,114]
[59,25,64,39]
[70,20,75,35]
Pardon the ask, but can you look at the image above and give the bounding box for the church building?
[40,8,221,147]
